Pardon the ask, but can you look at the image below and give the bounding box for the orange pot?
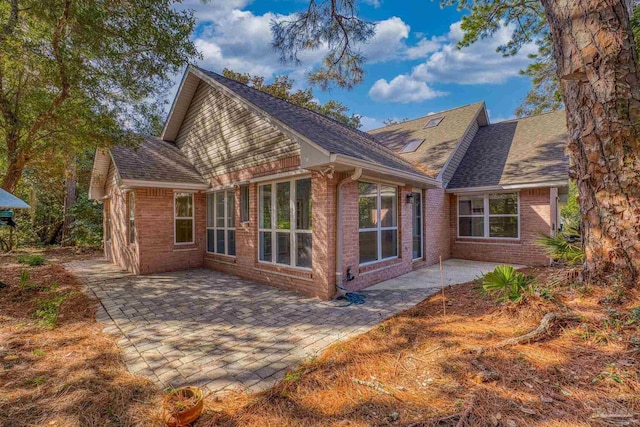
[163,386,204,427]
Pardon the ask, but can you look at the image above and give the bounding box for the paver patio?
[65,258,510,393]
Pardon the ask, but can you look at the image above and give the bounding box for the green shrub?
[18,254,46,266]
[481,265,535,303]
[33,290,75,328]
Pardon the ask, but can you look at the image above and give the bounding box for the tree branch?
[24,0,72,148]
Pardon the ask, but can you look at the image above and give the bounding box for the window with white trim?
[458,193,519,238]
[207,190,235,255]
[174,192,194,244]
[358,182,398,264]
[258,177,312,268]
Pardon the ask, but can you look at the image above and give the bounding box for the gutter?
[336,167,363,290]
[446,179,569,194]
[332,155,440,188]
[120,179,209,191]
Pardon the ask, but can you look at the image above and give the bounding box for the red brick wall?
[103,166,139,274]
[136,189,206,274]
[422,188,451,267]
[449,188,552,266]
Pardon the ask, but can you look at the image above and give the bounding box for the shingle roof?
[196,67,430,178]
[111,136,207,185]
[368,102,485,177]
[447,111,569,189]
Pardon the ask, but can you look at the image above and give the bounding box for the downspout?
[336,167,363,291]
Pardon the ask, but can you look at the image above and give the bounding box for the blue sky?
[173,0,538,130]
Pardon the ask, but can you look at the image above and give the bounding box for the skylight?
[400,139,424,153]
[424,116,444,128]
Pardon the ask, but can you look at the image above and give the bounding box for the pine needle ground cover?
[1,251,638,426]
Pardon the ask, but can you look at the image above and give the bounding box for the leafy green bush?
[33,290,75,329]
[68,193,103,247]
[18,254,45,266]
[481,265,535,303]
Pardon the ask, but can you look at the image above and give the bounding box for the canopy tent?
[0,189,30,209]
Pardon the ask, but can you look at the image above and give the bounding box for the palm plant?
[481,265,535,303]
[537,224,584,266]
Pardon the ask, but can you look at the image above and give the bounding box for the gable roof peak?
[186,65,433,180]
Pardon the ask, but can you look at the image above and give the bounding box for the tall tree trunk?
[1,142,26,194]
[541,0,640,286]
[61,155,77,246]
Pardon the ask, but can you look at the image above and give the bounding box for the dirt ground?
[0,248,160,427]
[1,250,638,426]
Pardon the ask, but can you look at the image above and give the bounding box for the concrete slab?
[367,259,525,291]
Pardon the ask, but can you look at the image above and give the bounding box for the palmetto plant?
[481,265,535,303]
[537,224,585,266]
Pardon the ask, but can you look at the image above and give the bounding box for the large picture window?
[458,193,519,238]
[258,177,312,268]
[207,190,235,256]
[174,192,194,244]
[358,182,398,265]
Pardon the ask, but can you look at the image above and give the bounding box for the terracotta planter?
[163,386,204,427]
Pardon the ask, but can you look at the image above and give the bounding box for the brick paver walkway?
[66,259,443,393]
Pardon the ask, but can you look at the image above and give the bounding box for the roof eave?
[333,154,441,189]
[119,178,209,191]
[446,179,569,194]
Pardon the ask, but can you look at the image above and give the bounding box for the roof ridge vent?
[424,116,444,129]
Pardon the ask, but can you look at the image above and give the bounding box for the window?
[174,192,194,244]
[104,199,111,241]
[424,116,444,128]
[412,191,422,260]
[258,177,312,268]
[458,193,519,238]
[400,139,425,154]
[128,192,135,244]
[240,184,250,222]
[207,190,235,256]
[358,182,398,264]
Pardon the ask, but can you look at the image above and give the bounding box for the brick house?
[89,65,569,300]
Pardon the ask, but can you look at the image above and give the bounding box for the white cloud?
[362,0,382,8]
[183,5,411,81]
[488,109,515,123]
[405,36,442,59]
[369,75,446,103]
[411,21,537,85]
[368,20,535,103]
[359,116,385,131]
[175,1,328,78]
[362,17,410,63]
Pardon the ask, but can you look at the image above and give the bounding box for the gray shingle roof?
[111,136,207,185]
[368,102,485,177]
[447,111,569,189]
[196,67,430,178]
